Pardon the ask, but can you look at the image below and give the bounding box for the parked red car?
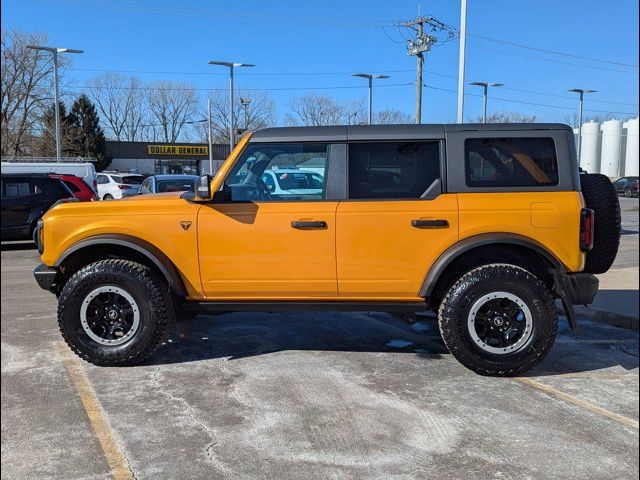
[48,174,98,202]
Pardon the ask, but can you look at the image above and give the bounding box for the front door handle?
[291,220,327,229]
[411,219,449,228]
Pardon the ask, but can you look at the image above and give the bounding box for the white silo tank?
[600,120,623,178]
[580,121,601,173]
[623,117,639,176]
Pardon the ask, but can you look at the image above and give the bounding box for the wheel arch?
[55,234,187,296]
[421,233,567,299]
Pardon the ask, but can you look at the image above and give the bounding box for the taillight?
[118,184,128,190]
[580,208,595,251]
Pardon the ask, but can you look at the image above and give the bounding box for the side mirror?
[195,175,212,201]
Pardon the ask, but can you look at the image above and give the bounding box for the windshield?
[112,175,143,185]
[157,179,196,193]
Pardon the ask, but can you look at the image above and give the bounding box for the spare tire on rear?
[580,173,621,274]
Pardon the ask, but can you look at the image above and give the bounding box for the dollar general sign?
[147,145,208,156]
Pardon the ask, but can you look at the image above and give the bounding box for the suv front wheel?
[438,264,557,376]
[58,259,172,366]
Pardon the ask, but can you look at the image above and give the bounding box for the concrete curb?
[566,305,639,332]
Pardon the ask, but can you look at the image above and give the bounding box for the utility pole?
[568,88,597,161]
[469,82,504,123]
[457,0,467,123]
[26,45,83,161]
[400,16,455,124]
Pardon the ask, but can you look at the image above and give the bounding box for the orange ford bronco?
[34,124,621,375]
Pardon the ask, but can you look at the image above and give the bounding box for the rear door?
[336,140,459,299]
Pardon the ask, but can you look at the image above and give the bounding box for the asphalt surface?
[1,198,638,480]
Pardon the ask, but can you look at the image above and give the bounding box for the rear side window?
[348,141,440,199]
[96,175,109,184]
[63,180,81,192]
[465,137,559,187]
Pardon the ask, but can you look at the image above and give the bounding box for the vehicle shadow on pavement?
[0,241,36,251]
[146,311,639,376]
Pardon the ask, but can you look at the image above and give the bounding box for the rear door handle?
[411,219,449,228]
[291,220,327,229]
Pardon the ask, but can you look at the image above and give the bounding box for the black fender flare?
[419,233,567,297]
[54,234,187,296]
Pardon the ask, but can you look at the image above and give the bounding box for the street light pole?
[207,97,213,174]
[26,45,83,161]
[469,81,504,123]
[351,73,390,125]
[208,60,254,155]
[568,88,597,161]
[240,97,252,130]
[457,0,467,123]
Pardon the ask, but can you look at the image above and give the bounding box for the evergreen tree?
[39,101,76,157]
[68,94,109,171]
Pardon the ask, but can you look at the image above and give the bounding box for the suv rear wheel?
[438,264,557,376]
[58,259,172,366]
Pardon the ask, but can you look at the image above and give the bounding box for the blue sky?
[2,0,639,124]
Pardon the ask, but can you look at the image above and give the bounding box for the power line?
[467,43,639,75]
[423,83,638,115]
[469,33,638,69]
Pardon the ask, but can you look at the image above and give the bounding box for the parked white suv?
[261,168,324,196]
[96,173,143,200]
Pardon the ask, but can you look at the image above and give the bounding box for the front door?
[336,140,459,300]
[198,142,338,299]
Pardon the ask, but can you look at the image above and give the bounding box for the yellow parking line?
[55,342,134,480]
[516,377,639,429]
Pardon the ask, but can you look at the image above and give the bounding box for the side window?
[225,143,329,201]
[140,179,151,193]
[96,175,109,185]
[4,180,33,198]
[348,141,440,199]
[465,137,559,187]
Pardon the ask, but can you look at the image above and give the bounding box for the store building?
[105,141,230,175]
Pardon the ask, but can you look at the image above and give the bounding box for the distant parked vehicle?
[49,174,98,202]
[1,162,97,195]
[613,176,639,197]
[261,168,324,196]
[96,172,143,200]
[1,173,74,241]
[138,175,198,195]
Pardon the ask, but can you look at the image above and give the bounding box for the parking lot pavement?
[2,242,638,480]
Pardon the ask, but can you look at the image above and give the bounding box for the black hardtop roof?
[250,123,573,143]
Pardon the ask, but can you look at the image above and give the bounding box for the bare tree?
[285,93,346,126]
[1,29,57,156]
[470,110,537,123]
[195,89,275,143]
[561,111,628,127]
[145,81,198,142]
[375,109,413,125]
[87,73,146,141]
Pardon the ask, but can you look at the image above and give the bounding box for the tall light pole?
[207,97,214,174]
[469,81,504,123]
[208,61,254,154]
[351,73,390,125]
[457,0,468,123]
[568,88,597,161]
[26,45,83,161]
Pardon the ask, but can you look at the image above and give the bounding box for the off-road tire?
[58,259,171,366]
[438,264,557,377]
[580,173,621,274]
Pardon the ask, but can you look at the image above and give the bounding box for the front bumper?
[34,264,58,293]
